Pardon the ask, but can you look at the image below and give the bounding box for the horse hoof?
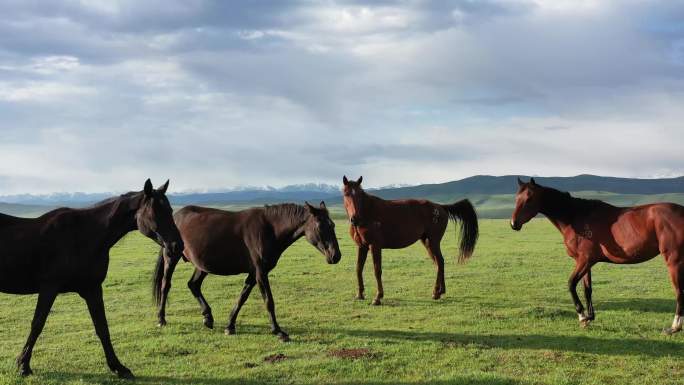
[225,328,236,335]
[157,319,167,327]
[371,299,382,306]
[355,294,365,300]
[580,319,591,329]
[203,317,214,329]
[278,333,290,342]
[18,366,32,377]
[432,293,441,300]
[663,327,681,336]
[114,367,135,379]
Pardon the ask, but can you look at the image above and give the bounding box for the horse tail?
[441,199,479,263]
[152,246,164,306]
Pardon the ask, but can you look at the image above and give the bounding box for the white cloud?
[0,0,682,194]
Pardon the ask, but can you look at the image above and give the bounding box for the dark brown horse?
[342,176,478,305]
[511,178,684,334]
[153,202,341,341]
[0,179,183,378]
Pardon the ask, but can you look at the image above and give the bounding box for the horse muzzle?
[327,250,342,265]
[510,220,522,231]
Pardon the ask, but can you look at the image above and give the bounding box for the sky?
[0,0,683,194]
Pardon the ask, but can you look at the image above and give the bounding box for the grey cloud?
[0,0,683,193]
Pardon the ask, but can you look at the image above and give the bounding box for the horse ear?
[357,176,363,185]
[530,177,537,186]
[517,177,524,187]
[304,201,315,213]
[343,176,349,185]
[319,201,327,210]
[144,179,153,197]
[158,179,169,194]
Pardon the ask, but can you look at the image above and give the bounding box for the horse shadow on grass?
[308,327,683,357]
[596,298,674,313]
[38,371,524,385]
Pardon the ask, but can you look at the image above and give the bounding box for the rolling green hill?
[3,174,684,218]
[0,202,55,218]
[345,175,684,219]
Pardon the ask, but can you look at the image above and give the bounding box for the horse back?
[174,206,257,275]
[353,197,442,249]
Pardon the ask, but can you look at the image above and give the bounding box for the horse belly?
[381,223,423,249]
[0,277,39,294]
[0,266,39,294]
[186,245,251,276]
[0,251,41,294]
[605,215,660,263]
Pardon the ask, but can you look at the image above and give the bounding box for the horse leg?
[157,252,179,327]
[16,287,58,376]
[187,268,212,329]
[79,285,133,379]
[583,269,595,321]
[356,246,369,300]
[568,260,591,328]
[371,246,384,306]
[256,270,289,341]
[423,238,446,300]
[664,260,684,335]
[225,273,256,335]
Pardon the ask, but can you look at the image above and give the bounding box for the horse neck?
[538,188,572,228]
[93,194,141,249]
[361,191,379,218]
[267,208,310,249]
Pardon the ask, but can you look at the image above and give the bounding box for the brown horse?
[511,177,684,334]
[0,179,183,378]
[153,202,341,341]
[342,176,478,305]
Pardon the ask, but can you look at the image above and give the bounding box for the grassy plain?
[0,219,681,385]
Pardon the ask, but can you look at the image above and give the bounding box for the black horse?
[0,179,183,378]
[153,202,342,341]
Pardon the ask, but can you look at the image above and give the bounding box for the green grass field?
[0,219,682,385]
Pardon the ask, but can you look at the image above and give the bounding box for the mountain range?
[2,174,684,218]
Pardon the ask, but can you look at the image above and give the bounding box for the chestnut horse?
[511,178,684,334]
[342,176,478,305]
[0,179,183,378]
[153,202,341,341]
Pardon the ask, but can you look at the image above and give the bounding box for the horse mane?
[84,191,143,223]
[539,185,615,221]
[86,191,140,209]
[263,203,310,225]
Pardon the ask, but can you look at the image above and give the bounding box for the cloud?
[0,0,683,194]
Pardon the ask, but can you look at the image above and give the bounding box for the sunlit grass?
[0,219,681,385]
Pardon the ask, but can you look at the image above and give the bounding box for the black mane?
[263,203,310,224]
[87,191,140,209]
[539,185,615,221]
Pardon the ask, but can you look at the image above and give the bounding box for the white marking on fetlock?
[578,313,589,322]
[672,315,682,332]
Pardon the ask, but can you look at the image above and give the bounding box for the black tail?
[442,199,479,263]
[152,247,164,306]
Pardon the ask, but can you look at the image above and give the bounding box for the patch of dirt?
[541,350,565,362]
[263,353,288,363]
[328,348,377,360]
[442,339,493,350]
